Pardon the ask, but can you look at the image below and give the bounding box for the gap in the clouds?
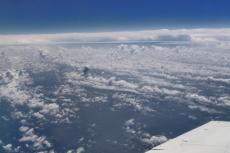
[0,100,27,152]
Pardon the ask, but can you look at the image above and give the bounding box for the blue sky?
[1,0,230,34]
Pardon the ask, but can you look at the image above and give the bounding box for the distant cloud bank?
[1,28,230,45]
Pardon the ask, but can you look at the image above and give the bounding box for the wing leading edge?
[145,121,230,153]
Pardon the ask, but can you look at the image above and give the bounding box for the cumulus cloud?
[2,144,13,152]
[19,126,29,132]
[188,105,220,114]
[19,128,52,150]
[1,28,230,153]
[76,147,85,153]
[40,103,60,116]
[124,118,136,134]
[141,135,168,147]
[185,93,211,103]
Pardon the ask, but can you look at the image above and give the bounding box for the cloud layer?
[1,28,230,45]
[0,28,230,153]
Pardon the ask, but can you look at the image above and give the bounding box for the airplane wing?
[145,121,230,153]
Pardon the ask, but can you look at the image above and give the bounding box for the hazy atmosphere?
[1,1,230,153]
[1,29,230,153]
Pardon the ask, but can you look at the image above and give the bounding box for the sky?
[1,0,230,34]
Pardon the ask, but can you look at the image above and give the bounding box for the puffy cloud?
[124,118,137,134]
[40,103,60,116]
[125,118,135,126]
[112,93,154,112]
[19,128,52,150]
[66,147,85,153]
[19,126,29,132]
[2,144,13,152]
[76,147,85,153]
[218,96,230,106]
[141,135,168,146]
[33,112,45,119]
[185,93,211,103]
[188,105,220,114]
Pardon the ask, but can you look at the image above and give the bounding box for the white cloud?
[217,96,230,106]
[125,118,135,126]
[33,112,45,119]
[19,128,52,150]
[76,147,85,153]
[188,105,220,114]
[2,144,13,152]
[141,135,168,146]
[1,28,230,45]
[40,103,60,116]
[185,93,211,103]
[19,126,29,132]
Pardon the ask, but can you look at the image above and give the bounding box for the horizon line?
[1,26,230,36]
